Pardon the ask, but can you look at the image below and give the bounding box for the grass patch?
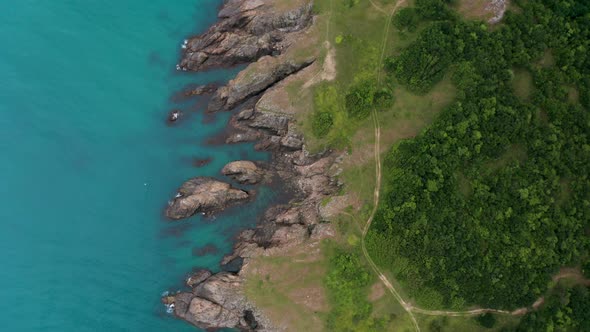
[537,49,555,68]
[457,171,473,198]
[512,68,533,101]
[243,251,329,331]
[481,143,528,173]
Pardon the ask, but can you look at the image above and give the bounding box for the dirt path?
[357,1,424,331]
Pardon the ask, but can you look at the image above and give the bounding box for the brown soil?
[369,282,386,302]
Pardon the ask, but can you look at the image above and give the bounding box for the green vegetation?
[393,7,419,32]
[312,110,334,138]
[345,78,394,119]
[312,85,338,138]
[368,0,590,319]
[507,284,590,332]
[387,22,460,93]
[325,249,383,330]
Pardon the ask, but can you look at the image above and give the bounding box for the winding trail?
[358,1,424,331]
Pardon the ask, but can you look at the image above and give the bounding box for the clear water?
[0,1,275,331]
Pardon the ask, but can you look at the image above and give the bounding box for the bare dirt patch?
[369,282,386,302]
[303,41,337,89]
[456,0,508,23]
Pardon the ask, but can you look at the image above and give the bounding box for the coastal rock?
[186,297,242,329]
[192,157,212,168]
[295,157,337,199]
[166,177,250,220]
[221,256,244,273]
[186,269,212,288]
[280,123,304,150]
[183,83,218,96]
[222,160,264,185]
[179,0,313,72]
[170,272,263,330]
[236,108,255,120]
[299,201,320,226]
[255,135,282,151]
[225,130,262,144]
[310,223,336,241]
[249,111,289,135]
[269,224,308,247]
[208,55,315,112]
[275,206,302,225]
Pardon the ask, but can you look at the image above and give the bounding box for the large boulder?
[222,161,264,184]
[166,177,250,220]
[169,272,262,330]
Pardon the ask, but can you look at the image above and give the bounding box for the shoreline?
[161,1,339,330]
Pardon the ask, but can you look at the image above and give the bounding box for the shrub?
[345,79,394,119]
[393,7,419,32]
[312,111,333,138]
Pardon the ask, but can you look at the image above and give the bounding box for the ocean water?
[0,1,276,331]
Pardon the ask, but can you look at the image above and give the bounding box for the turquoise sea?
[0,1,276,331]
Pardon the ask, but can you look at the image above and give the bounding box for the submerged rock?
[166,177,251,220]
[183,83,218,96]
[222,160,264,184]
[167,109,182,123]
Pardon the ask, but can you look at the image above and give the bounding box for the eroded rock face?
[280,123,304,150]
[222,160,264,184]
[186,270,212,288]
[179,0,313,71]
[208,56,315,112]
[169,272,261,331]
[249,111,289,135]
[166,177,251,220]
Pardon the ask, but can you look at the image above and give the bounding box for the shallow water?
[0,1,275,331]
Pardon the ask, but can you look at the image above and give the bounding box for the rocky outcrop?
[179,0,313,72]
[222,160,264,184]
[487,0,508,24]
[208,55,315,112]
[248,111,289,135]
[166,177,251,220]
[186,270,213,288]
[168,272,264,331]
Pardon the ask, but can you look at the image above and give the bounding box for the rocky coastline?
[162,1,342,330]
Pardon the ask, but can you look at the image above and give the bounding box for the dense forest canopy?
[367,0,590,314]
